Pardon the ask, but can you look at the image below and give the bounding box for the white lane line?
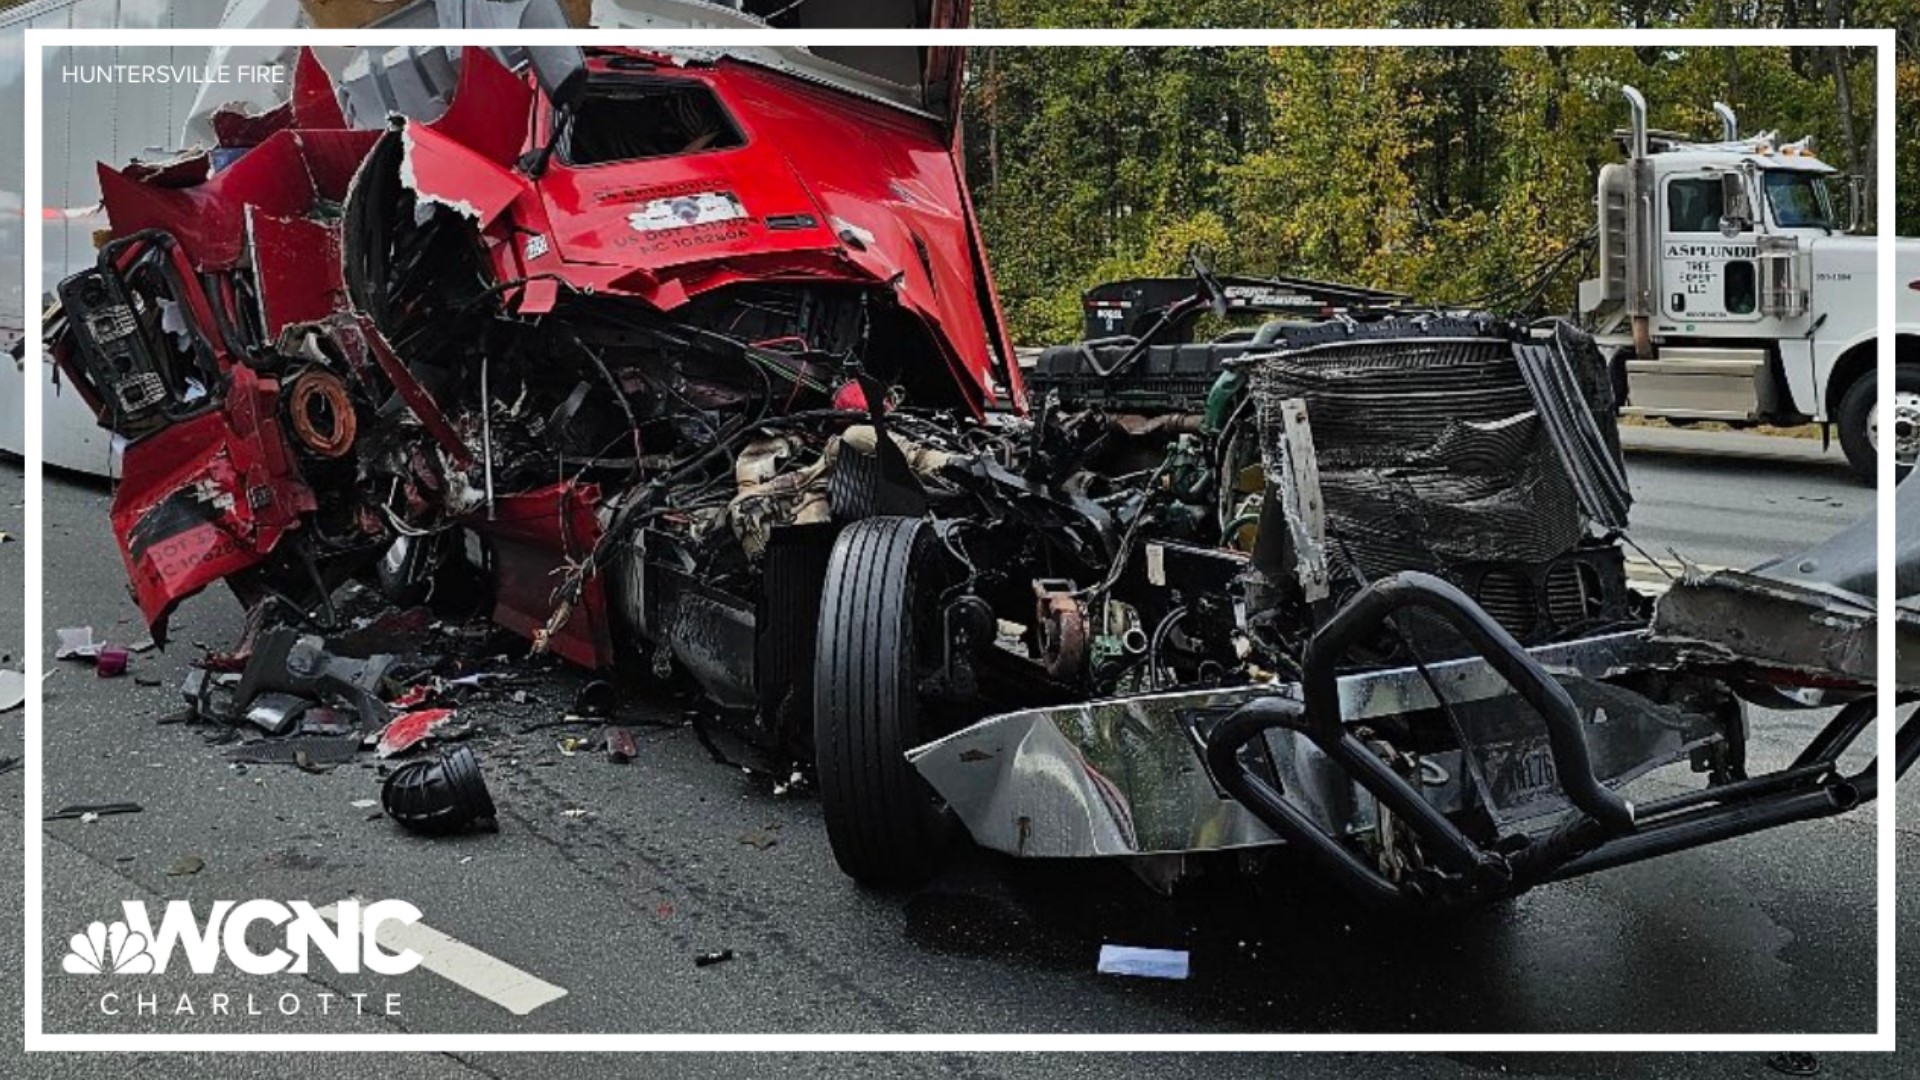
[319,903,568,1016]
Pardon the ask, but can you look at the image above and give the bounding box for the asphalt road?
[1616,426,1872,570]
[2,441,1913,1078]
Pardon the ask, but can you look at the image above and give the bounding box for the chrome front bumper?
[908,629,1672,860]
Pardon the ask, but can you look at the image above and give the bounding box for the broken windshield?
[559,75,745,165]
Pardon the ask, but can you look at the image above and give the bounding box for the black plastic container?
[382,746,497,835]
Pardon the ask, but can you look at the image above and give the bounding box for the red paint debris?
[388,684,434,710]
[376,708,457,758]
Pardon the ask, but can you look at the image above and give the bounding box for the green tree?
[967,1,1909,344]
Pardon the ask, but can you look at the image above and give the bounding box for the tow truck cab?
[1578,86,1909,481]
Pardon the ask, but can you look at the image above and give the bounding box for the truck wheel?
[813,517,953,887]
[1838,364,1920,483]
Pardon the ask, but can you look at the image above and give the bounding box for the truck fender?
[1823,333,1920,422]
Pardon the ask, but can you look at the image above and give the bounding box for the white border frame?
[21,25,1899,1052]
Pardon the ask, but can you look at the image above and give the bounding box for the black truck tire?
[1837,363,1920,484]
[813,516,951,887]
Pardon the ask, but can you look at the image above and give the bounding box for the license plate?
[1472,735,1569,822]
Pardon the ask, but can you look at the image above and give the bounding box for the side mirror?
[1718,173,1753,236]
[525,46,588,112]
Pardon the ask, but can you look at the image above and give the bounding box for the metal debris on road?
[45,802,143,821]
[242,692,310,736]
[0,670,22,712]
[694,949,735,968]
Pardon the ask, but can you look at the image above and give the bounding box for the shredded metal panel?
[1512,334,1633,530]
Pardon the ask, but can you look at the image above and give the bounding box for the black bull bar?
[1203,571,1914,909]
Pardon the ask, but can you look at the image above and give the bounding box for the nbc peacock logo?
[62,920,155,975]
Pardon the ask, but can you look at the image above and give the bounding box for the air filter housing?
[382,745,498,836]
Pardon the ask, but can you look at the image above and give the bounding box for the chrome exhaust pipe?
[1713,100,1738,141]
[1622,85,1649,159]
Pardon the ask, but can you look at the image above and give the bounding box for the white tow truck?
[1580,86,1920,482]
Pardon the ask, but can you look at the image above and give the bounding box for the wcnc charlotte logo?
[62,899,424,1019]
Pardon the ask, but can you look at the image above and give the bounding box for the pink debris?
[376,708,457,758]
[94,648,129,678]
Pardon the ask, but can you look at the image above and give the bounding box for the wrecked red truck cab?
[56,45,1017,653]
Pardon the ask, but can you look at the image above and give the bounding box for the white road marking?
[319,903,568,1016]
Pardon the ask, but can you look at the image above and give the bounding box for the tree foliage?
[966,0,1909,343]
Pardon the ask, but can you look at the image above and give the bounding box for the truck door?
[1660,173,1763,325]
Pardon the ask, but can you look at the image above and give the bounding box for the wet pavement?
[2,456,1913,1075]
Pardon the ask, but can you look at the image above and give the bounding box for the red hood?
[74,42,1022,631]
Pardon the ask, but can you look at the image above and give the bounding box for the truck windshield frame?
[557,73,746,167]
[1763,170,1836,231]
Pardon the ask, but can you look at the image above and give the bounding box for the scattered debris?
[0,670,22,712]
[165,854,205,877]
[94,648,130,678]
[561,808,589,819]
[382,745,497,836]
[738,828,779,851]
[694,949,735,968]
[0,756,21,775]
[132,674,163,688]
[236,628,396,730]
[297,708,355,737]
[54,627,100,661]
[604,726,637,763]
[350,798,380,810]
[242,692,310,736]
[376,708,459,758]
[45,802,143,821]
[388,684,436,710]
[1096,944,1190,980]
